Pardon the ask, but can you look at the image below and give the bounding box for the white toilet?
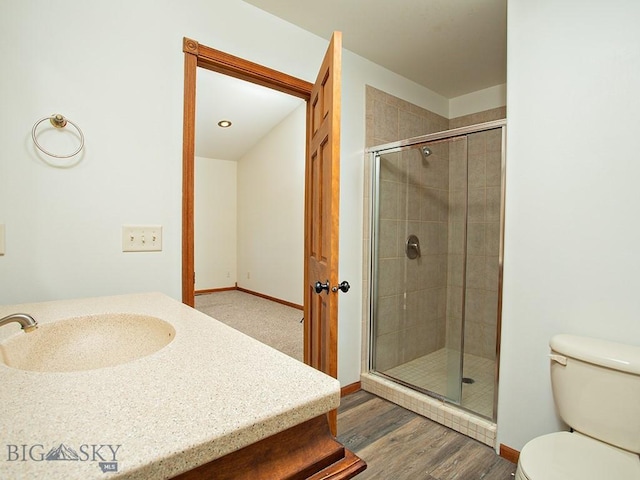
[515,334,640,480]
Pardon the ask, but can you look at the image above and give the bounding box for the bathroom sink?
[0,313,175,372]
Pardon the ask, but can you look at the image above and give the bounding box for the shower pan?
[367,120,506,422]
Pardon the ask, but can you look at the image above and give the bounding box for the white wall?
[498,0,640,450]
[0,0,329,307]
[237,103,305,305]
[449,84,506,119]
[195,157,237,290]
[0,0,449,387]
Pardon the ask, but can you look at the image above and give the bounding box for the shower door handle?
[331,281,350,293]
[314,280,330,294]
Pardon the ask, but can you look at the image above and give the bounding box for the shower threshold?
[379,348,495,419]
[361,370,497,448]
[377,348,495,419]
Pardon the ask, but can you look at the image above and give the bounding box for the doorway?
[181,37,343,424]
[181,37,315,308]
[193,67,306,360]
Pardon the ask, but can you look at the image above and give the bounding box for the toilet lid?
[519,432,640,480]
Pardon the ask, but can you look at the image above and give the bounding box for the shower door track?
[365,119,506,155]
[373,370,448,403]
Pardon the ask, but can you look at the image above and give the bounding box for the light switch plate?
[122,225,162,252]
[0,224,5,255]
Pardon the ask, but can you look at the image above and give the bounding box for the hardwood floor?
[337,391,516,480]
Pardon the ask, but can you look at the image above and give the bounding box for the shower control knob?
[314,280,330,294]
[332,281,350,293]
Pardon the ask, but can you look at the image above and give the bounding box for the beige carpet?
[195,290,304,362]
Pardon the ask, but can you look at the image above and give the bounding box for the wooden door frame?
[181,36,314,343]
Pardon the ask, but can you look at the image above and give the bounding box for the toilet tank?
[550,334,640,453]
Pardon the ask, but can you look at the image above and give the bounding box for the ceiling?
[196,68,303,161]
[197,0,507,161]
[243,0,507,98]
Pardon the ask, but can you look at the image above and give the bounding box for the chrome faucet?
[0,313,38,332]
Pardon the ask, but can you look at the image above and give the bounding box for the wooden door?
[304,32,342,434]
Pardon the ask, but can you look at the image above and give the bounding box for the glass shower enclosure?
[368,120,505,420]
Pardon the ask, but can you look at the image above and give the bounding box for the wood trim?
[236,286,304,310]
[307,449,366,480]
[192,40,313,100]
[171,414,365,479]
[329,32,342,384]
[303,97,312,363]
[183,37,198,55]
[195,286,237,295]
[340,381,361,397]
[499,444,520,464]
[194,285,304,310]
[181,42,197,308]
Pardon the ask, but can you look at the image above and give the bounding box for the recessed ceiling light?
[217,120,232,128]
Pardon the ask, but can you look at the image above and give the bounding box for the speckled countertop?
[0,292,340,479]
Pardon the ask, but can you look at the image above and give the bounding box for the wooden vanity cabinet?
[172,414,366,480]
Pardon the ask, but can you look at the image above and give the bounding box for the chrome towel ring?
[32,114,85,158]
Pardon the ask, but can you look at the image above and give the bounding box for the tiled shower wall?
[367,86,450,371]
[365,85,506,372]
[445,138,467,354]
[462,129,503,360]
[452,108,505,360]
[446,129,503,360]
[375,143,451,370]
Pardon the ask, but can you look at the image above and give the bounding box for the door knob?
[331,281,350,293]
[315,280,330,294]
